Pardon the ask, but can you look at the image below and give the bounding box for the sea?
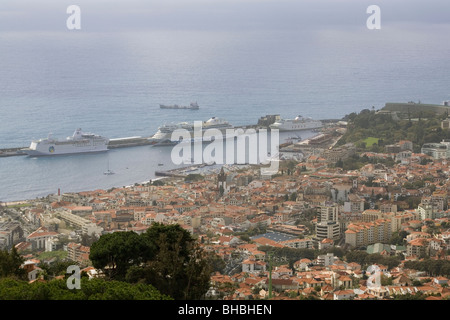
[1,18,450,202]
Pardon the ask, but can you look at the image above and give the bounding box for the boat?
[269,115,322,131]
[202,117,233,130]
[286,135,302,144]
[287,134,302,141]
[148,117,234,145]
[159,102,199,110]
[104,160,115,175]
[103,169,115,175]
[22,128,109,156]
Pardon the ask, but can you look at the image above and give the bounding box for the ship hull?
[160,106,199,110]
[23,143,109,156]
[269,121,322,131]
[269,125,322,131]
[23,148,108,156]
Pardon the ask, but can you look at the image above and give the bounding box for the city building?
[26,227,59,250]
[316,221,341,242]
[345,219,392,248]
[0,222,24,249]
[316,203,341,242]
[421,140,450,159]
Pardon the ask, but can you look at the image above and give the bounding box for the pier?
[107,136,154,149]
[154,170,186,178]
[0,148,27,157]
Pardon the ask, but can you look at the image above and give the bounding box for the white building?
[45,236,60,252]
[26,227,59,250]
[416,203,435,220]
[320,204,339,222]
[421,140,450,159]
[316,221,341,241]
[317,253,335,267]
[242,257,267,274]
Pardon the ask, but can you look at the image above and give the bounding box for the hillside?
[337,108,450,153]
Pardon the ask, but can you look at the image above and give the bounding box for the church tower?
[217,167,227,195]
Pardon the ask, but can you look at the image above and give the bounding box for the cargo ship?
[159,102,199,110]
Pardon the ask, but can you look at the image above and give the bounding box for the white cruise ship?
[23,128,109,156]
[148,117,234,145]
[269,115,322,131]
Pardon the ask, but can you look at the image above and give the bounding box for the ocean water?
[1,23,450,201]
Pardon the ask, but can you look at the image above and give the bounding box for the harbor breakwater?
[0,119,341,158]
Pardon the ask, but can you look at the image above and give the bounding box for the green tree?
[289,192,297,202]
[345,250,369,267]
[184,174,204,182]
[0,247,26,280]
[381,274,393,286]
[207,253,226,274]
[133,223,212,299]
[389,231,408,246]
[89,231,147,280]
[0,277,170,300]
[90,223,212,299]
[152,180,165,186]
[392,291,426,300]
[80,233,99,247]
[38,259,77,280]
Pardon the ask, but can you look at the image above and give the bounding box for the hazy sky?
[0,0,449,33]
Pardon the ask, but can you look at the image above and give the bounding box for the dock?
[107,136,154,149]
[154,170,186,178]
[0,148,27,157]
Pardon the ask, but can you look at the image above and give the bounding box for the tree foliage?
[345,251,401,270]
[258,246,316,269]
[392,292,426,300]
[89,223,213,299]
[0,277,170,300]
[338,109,450,152]
[389,231,408,246]
[89,231,146,280]
[0,247,27,280]
[184,173,204,182]
[38,259,77,280]
[404,259,450,277]
[131,223,212,299]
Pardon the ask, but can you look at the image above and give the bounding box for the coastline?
[0,126,336,203]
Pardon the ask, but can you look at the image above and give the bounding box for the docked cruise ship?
[148,117,234,145]
[22,128,109,156]
[269,115,322,131]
